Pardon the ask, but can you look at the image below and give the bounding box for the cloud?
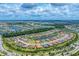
[0,3,79,20]
[21,3,36,10]
[50,3,68,6]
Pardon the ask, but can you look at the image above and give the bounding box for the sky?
[0,3,79,20]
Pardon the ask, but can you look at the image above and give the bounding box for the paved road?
[0,35,4,50]
[0,35,20,56]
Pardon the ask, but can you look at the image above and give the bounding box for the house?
[35,44,43,48]
[42,44,49,48]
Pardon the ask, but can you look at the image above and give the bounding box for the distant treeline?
[54,24,65,29]
[2,27,54,37]
[2,24,65,37]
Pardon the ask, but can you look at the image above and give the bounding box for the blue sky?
[0,3,79,20]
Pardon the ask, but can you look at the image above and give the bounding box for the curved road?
[0,35,20,56]
[0,35,4,50]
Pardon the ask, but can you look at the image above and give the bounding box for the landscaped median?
[0,50,7,56]
[72,51,79,56]
[2,31,78,55]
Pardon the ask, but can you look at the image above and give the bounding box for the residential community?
[0,20,79,56]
